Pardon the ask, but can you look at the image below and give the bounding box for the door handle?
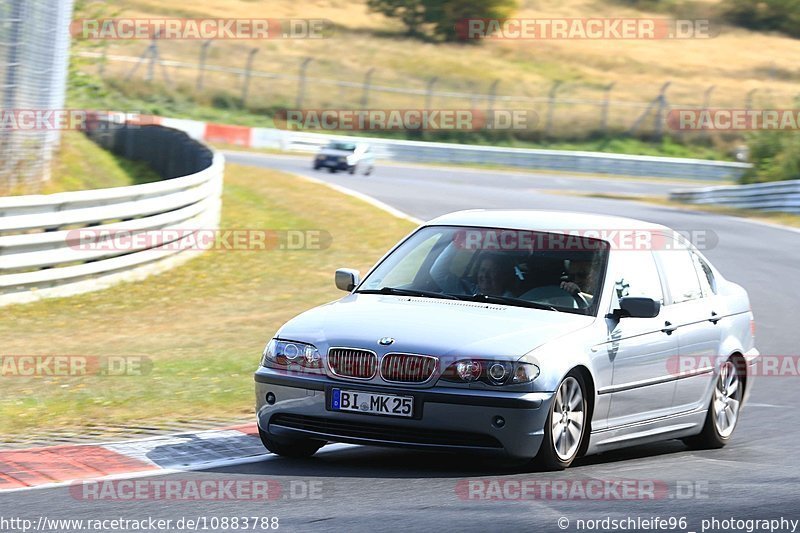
[661,321,677,335]
[709,311,720,325]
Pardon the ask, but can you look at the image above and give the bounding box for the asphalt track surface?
[2,154,798,533]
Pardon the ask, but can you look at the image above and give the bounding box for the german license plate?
[331,389,413,418]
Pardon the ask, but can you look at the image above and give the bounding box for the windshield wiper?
[358,286,460,300]
[468,293,558,312]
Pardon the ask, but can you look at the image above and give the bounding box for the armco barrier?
[0,121,224,306]
[670,180,800,213]
[156,116,748,182]
[261,130,749,181]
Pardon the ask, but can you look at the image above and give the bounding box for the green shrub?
[742,131,800,183]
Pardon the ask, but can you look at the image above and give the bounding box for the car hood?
[275,293,595,358]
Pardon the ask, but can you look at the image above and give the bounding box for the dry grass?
[81,0,800,115]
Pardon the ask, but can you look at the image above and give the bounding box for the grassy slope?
[2,131,161,195]
[0,164,414,437]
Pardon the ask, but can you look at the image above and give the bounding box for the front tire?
[534,372,588,470]
[258,427,324,458]
[683,358,743,449]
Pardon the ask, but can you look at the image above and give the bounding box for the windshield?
[357,226,609,315]
[327,142,357,151]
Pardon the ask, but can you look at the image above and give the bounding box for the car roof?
[425,209,670,233]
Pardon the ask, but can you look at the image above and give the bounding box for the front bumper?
[255,368,553,459]
[314,158,349,170]
[742,347,760,405]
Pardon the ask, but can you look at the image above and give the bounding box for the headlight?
[337,156,346,162]
[262,339,323,372]
[440,359,539,386]
[315,154,324,160]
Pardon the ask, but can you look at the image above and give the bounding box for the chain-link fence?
[0,0,74,191]
[78,37,798,148]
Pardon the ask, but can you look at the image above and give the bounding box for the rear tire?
[258,427,324,458]
[533,371,588,470]
[683,358,743,449]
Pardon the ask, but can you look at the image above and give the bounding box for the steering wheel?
[519,285,589,309]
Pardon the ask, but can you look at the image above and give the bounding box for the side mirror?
[335,268,360,292]
[609,297,661,319]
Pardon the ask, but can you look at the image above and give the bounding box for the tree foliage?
[742,131,800,184]
[723,0,800,38]
[368,0,519,41]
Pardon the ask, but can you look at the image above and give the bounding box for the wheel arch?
[569,364,595,457]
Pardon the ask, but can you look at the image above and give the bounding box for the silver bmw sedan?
[254,210,758,470]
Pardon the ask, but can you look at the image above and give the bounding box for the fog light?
[492,416,506,428]
[266,392,276,405]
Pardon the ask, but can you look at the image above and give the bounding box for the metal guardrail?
[253,129,749,181]
[669,180,800,213]
[0,122,225,306]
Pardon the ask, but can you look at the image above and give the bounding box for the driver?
[560,258,596,303]
[475,253,515,295]
[430,243,514,296]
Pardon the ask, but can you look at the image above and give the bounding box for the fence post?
[241,47,259,107]
[196,40,212,91]
[361,68,375,108]
[653,81,671,139]
[486,79,500,125]
[296,57,313,109]
[702,85,715,110]
[146,33,159,82]
[545,80,563,138]
[745,89,757,110]
[99,41,108,78]
[425,77,438,109]
[600,82,615,134]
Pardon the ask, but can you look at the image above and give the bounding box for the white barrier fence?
[670,180,800,213]
[151,116,751,181]
[0,137,224,307]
